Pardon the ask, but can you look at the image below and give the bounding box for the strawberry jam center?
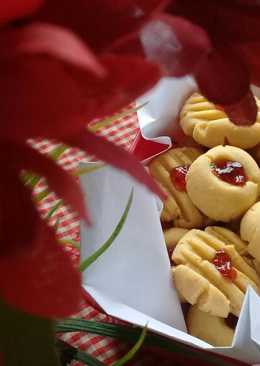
[170,165,190,191]
[211,160,247,186]
[213,249,237,281]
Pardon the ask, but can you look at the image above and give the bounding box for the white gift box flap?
[80,164,260,364]
[80,164,185,331]
[212,288,260,364]
[137,76,196,140]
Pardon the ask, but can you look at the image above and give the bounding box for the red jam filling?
[213,249,237,281]
[211,160,247,186]
[170,165,190,191]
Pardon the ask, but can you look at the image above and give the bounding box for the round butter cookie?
[180,93,260,149]
[186,145,260,222]
[241,202,260,265]
[172,227,260,317]
[187,305,234,346]
[149,147,205,228]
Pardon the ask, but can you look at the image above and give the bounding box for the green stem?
[112,326,147,366]
[56,320,236,366]
[56,340,105,366]
[79,189,133,272]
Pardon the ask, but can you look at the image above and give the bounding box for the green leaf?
[48,145,68,161]
[73,163,105,177]
[112,326,147,366]
[58,239,80,249]
[56,319,236,366]
[79,188,134,272]
[22,172,41,188]
[0,299,60,366]
[46,200,63,219]
[33,188,50,203]
[56,328,146,366]
[56,340,105,366]
[22,145,68,200]
[88,103,147,133]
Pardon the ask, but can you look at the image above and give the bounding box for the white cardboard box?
[81,77,260,364]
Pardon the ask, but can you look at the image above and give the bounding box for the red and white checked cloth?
[32,110,140,365]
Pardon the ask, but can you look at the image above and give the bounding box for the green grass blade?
[46,200,63,219]
[58,239,80,249]
[88,103,147,132]
[73,163,105,177]
[112,326,147,366]
[34,188,50,203]
[22,172,41,188]
[22,145,68,194]
[79,188,133,272]
[56,340,105,366]
[48,145,68,160]
[56,319,237,366]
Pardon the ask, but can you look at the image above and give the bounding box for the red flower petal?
[194,47,250,105]
[77,54,161,121]
[234,42,260,87]
[210,1,260,43]
[194,47,257,124]
[223,89,257,126]
[0,55,160,141]
[168,0,260,44]
[0,225,82,318]
[36,0,169,52]
[0,56,89,141]
[0,23,105,77]
[8,143,89,224]
[128,14,211,76]
[0,173,38,256]
[0,0,42,25]
[66,129,165,201]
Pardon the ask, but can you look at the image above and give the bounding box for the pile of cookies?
[148,93,260,347]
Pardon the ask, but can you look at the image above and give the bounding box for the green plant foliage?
[0,300,60,366]
[79,188,133,272]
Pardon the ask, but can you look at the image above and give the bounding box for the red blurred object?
[0,0,42,25]
[112,0,260,124]
[0,0,164,317]
[35,0,170,53]
[0,225,82,318]
[213,249,237,281]
[130,131,169,160]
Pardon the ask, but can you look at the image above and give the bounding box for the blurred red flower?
[2,0,260,319]
[112,0,260,124]
[0,0,166,318]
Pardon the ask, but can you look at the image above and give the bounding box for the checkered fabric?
[32,110,139,365]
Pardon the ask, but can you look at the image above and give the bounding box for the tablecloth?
[32,110,140,366]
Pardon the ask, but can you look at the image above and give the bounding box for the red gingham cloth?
[32,110,139,365]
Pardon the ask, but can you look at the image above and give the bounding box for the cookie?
[241,202,260,264]
[186,145,260,222]
[180,93,260,149]
[164,227,189,250]
[187,305,234,346]
[172,227,260,317]
[149,147,204,228]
